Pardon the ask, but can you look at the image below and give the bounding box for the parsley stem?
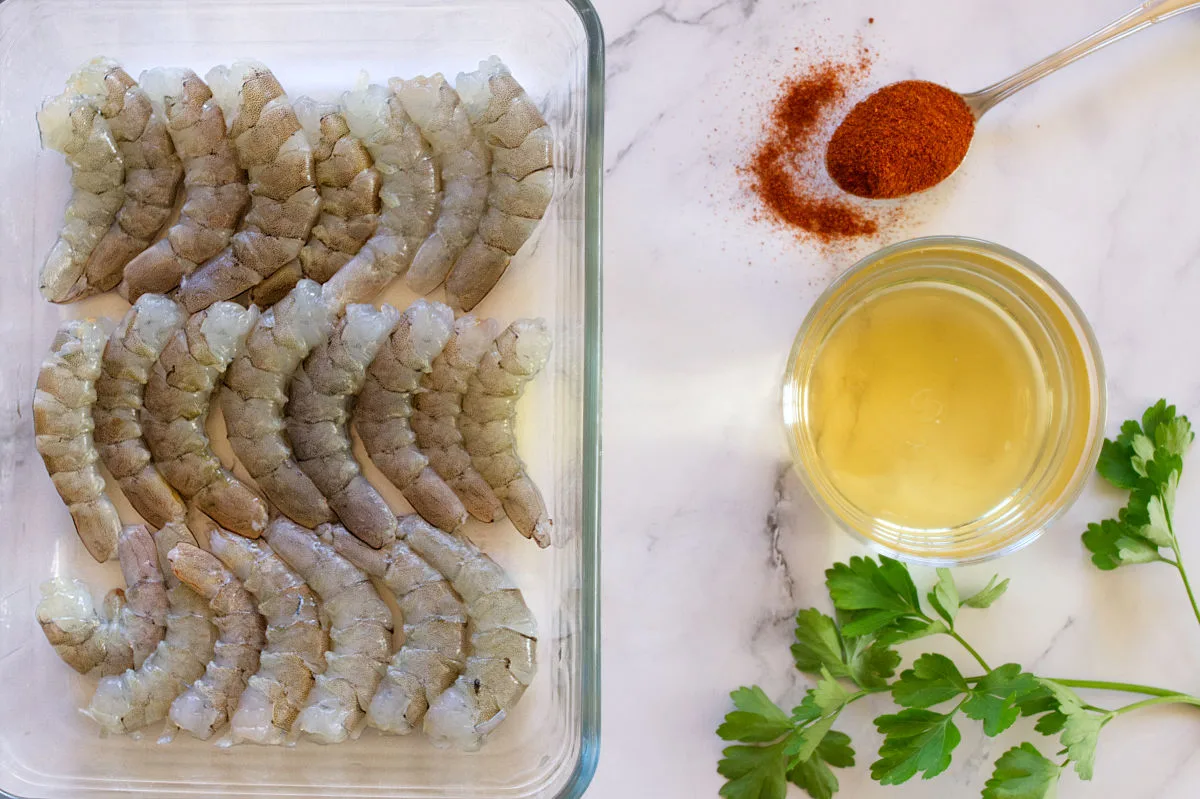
[1170,549,1200,629]
[1158,486,1200,629]
[1111,694,1200,716]
[947,630,991,672]
[1046,678,1191,698]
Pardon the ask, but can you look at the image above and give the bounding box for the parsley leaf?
[891,658,1038,738]
[826,556,922,637]
[791,608,900,690]
[1082,518,1164,570]
[963,575,1010,609]
[963,664,1040,737]
[1096,436,1140,490]
[718,686,795,743]
[928,568,960,626]
[1039,680,1110,780]
[718,739,789,799]
[982,743,1061,799]
[843,635,901,690]
[788,669,852,763]
[791,609,850,679]
[787,731,855,799]
[891,654,968,709]
[871,708,962,784]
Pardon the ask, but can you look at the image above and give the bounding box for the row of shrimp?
[39,55,554,314]
[40,513,535,750]
[36,288,554,561]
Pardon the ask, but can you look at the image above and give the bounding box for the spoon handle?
[962,0,1200,118]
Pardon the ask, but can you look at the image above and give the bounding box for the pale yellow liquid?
[806,282,1047,530]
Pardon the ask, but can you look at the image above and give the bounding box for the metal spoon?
[828,0,1200,198]
[962,0,1200,119]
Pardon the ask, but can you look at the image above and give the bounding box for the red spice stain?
[868,16,875,23]
[742,56,890,245]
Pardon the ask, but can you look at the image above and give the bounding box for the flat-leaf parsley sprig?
[717,401,1200,799]
[1083,400,1200,625]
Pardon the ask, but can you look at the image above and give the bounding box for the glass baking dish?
[0,0,602,797]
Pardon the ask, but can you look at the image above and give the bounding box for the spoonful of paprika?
[827,0,1200,199]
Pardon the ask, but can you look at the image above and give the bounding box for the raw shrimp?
[141,303,269,537]
[208,529,327,745]
[167,542,267,739]
[37,524,168,675]
[37,90,125,303]
[354,299,468,532]
[399,516,537,750]
[410,316,504,523]
[222,279,337,527]
[249,99,381,306]
[69,58,184,295]
[119,68,249,302]
[84,522,218,734]
[264,517,392,744]
[34,319,121,562]
[326,524,467,734]
[175,61,321,311]
[287,303,400,547]
[393,74,491,294]
[94,294,189,528]
[445,58,555,312]
[459,319,553,547]
[320,78,438,307]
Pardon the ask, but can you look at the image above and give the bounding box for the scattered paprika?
[744,60,881,243]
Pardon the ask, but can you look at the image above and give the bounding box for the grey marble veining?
[594,0,1200,795]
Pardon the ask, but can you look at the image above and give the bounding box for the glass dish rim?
[561,0,604,796]
[782,234,1107,568]
[0,0,605,796]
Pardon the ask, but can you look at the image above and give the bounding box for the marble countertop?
[591,0,1200,796]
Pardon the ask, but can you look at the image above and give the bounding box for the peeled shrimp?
[392,74,491,295]
[445,58,555,312]
[84,522,218,734]
[399,516,537,750]
[222,279,337,527]
[249,99,381,307]
[175,61,321,312]
[141,302,269,537]
[37,90,125,303]
[287,303,401,547]
[264,517,392,744]
[208,529,328,745]
[119,68,249,302]
[34,319,121,562]
[327,524,467,734]
[167,542,267,739]
[459,319,553,547]
[354,299,468,532]
[38,524,168,676]
[94,294,189,528]
[321,78,438,307]
[410,316,504,523]
[68,58,184,295]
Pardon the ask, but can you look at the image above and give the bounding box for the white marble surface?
[593,0,1200,796]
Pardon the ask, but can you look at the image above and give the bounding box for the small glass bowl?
[783,236,1106,565]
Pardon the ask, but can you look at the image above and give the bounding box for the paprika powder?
[826,80,975,199]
